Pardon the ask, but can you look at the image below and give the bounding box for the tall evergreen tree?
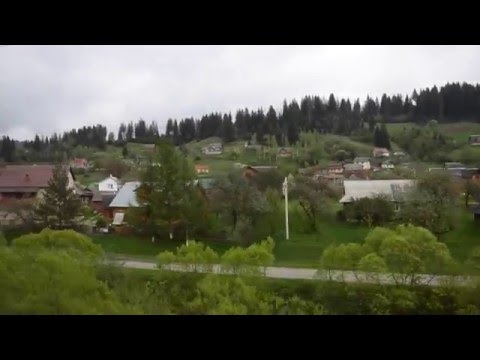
[221,113,235,143]
[34,166,81,229]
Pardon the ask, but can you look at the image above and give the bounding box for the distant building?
[143,144,156,152]
[0,165,75,205]
[340,179,414,210]
[381,160,395,169]
[327,163,344,174]
[444,162,466,169]
[109,181,141,213]
[195,164,210,175]
[393,151,406,157]
[242,165,278,180]
[202,143,223,155]
[277,147,293,158]
[344,163,365,172]
[71,158,89,169]
[353,157,371,170]
[372,147,390,158]
[98,175,121,193]
[468,135,480,146]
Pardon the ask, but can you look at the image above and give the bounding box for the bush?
[0,232,6,247]
[96,218,107,228]
[336,210,346,222]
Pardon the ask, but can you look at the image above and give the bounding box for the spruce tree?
[34,165,81,229]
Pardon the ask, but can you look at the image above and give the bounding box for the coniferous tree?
[221,113,235,143]
[34,165,81,229]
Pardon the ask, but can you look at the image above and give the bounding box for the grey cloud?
[1,45,479,140]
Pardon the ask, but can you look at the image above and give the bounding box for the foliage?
[290,176,337,231]
[33,165,81,229]
[344,195,395,227]
[12,228,104,260]
[319,224,455,285]
[134,139,209,238]
[400,172,458,234]
[210,171,270,240]
[102,157,130,178]
[221,237,275,276]
[156,241,219,272]
[0,230,130,315]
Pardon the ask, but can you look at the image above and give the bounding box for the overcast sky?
[1,45,479,140]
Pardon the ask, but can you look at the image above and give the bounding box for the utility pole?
[282,177,289,241]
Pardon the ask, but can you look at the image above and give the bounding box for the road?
[112,259,474,287]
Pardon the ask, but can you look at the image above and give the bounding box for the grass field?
[386,121,480,145]
[439,209,480,262]
[438,122,480,144]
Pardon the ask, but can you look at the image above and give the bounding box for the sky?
[1,45,479,140]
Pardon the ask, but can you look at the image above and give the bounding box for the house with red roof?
[0,165,76,205]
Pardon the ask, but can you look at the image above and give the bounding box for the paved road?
[112,259,474,287]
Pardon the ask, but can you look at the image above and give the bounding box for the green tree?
[290,176,336,231]
[187,275,272,315]
[33,165,81,229]
[344,196,395,227]
[0,231,132,315]
[135,139,201,238]
[400,172,458,234]
[157,241,219,272]
[318,224,455,286]
[122,146,128,158]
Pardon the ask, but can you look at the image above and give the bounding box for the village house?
[91,190,116,219]
[381,160,395,170]
[202,143,223,155]
[340,179,414,210]
[314,172,345,185]
[468,135,480,146]
[98,175,121,193]
[372,147,390,158]
[393,151,406,157]
[353,157,371,170]
[327,163,344,174]
[108,181,141,226]
[0,165,75,204]
[344,169,370,180]
[143,144,156,152]
[195,164,210,175]
[70,158,90,169]
[344,163,364,172]
[277,147,292,158]
[242,165,278,180]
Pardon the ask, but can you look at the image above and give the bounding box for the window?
[108,184,113,189]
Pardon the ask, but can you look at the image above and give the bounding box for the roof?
[0,165,73,190]
[340,179,414,203]
[354,157,370,163]
[327,163,343,169]
[445,162,465,169]
[373,147,389,153]
[109,181,141,208]
[100,175,120,183]
[102,194,116,208]
[195,164,209,170]
[344,163,364,171]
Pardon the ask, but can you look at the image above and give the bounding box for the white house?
[98,175,121,193]
[340,179,414,210]
[353,157,371,170]
[381,160,395,169]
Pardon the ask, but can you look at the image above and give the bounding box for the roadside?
[109,257,475,288]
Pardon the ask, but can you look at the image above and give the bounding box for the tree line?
[2,82,480,164]
[165,82,480,146]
